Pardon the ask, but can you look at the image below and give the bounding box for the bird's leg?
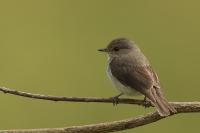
[143,96,151,108]
[110,93,123,106]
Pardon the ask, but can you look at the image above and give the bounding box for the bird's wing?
[110,59,176,116]
[110,60,158,96]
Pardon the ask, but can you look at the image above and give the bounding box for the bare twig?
[0,87,200,133]
[1,102,200,133]
[0,87,150,106]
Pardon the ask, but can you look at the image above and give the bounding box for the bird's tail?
[147,87,177,116]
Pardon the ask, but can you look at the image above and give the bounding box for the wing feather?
[110,59,159,95]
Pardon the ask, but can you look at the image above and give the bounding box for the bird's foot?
[143,96,151,108]
[110,93,123,106]
[110,96,120,106]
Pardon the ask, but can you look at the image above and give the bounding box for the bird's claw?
[143,97,151,108]
[110,96,120,106]
[110,93,123,106]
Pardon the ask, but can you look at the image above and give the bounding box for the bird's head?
[98,38,138,57]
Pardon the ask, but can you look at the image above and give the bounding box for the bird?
[98,37,176,116]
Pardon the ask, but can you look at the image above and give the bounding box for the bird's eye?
[113,47,119,51]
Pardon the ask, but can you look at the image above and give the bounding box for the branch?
[0,87,200,133]
[0,87,150,106]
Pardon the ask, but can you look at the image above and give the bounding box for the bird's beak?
[98,48,108,52]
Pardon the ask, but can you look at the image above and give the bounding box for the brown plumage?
[99,37,176,116]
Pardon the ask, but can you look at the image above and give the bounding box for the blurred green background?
[0,0,200,132]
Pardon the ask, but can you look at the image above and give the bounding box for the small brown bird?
[98,38,176,116]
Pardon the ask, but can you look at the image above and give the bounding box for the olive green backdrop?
[0,0,200,132]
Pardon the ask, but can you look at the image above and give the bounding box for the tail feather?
[154,87,177,113]
[147,87,176,116]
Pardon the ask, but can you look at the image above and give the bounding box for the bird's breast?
[107,58,141,96]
